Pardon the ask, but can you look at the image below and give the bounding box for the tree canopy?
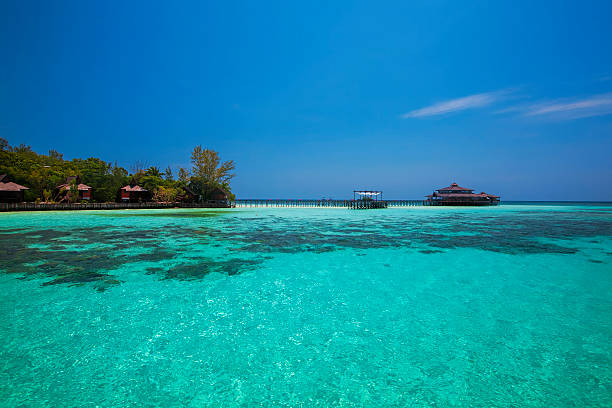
[190,145,235,199]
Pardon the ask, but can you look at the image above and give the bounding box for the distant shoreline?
[0,202,232,213]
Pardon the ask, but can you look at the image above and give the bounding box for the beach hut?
[55,176,92,202]
[119,179,150,202]
[0,174,29,203]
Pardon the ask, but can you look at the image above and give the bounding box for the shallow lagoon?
[1,204,611,407]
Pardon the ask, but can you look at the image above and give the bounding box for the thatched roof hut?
[0,174,28,203]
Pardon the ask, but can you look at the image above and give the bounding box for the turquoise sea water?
[0,204,611,407]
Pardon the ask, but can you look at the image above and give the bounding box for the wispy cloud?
[402,90,508,118]
[521,93,612,120]
[403,89,612,121]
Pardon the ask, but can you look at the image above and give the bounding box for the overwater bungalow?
[120,180,150,203]
[55,176,92,202]
[426,182,500,206]
[0,174,29,203]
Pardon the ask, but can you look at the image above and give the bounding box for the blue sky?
[1,1,611,200]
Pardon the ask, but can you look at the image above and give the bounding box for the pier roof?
[480,192,500,198]
[437,182,473,192]
[354,190,382,196]
[427,192,500,199]
[353,190,383,201]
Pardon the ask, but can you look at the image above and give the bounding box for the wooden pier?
[231,199,427,208]
[232,190,425,209]
[348,200,387,209]
[0,199,428,212]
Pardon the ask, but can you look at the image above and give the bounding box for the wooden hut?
[55,176,92,202]
[206,186,229,203]
[120,180,150,202]
[0,174,28,203]
[426,182,500,206]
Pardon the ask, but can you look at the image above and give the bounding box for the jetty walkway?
[232,199,427,208]
[0,200,428,212]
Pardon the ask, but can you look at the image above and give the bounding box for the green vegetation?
[0,138,235,203]
[190,145,235,201]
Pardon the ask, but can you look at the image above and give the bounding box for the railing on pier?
[0,200,429,212]
[348,200,388,210]
[231,199,427,208]
[385,200,429,207]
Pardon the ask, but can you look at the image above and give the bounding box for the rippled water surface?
[1,204,611,407]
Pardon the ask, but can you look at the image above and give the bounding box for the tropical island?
[1,137,504,210]
[0,137,235,205]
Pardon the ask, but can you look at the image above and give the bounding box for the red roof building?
[426,182,500,206]
[55,176,92,201]
[0,174,29,203]
[120,180,150,202]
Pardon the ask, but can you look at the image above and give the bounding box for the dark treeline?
[0,138,235,203]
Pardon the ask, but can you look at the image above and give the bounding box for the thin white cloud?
[523,93,612,120]
[402,91,507,118]
[493,105,527,115]
[404,89,612,121]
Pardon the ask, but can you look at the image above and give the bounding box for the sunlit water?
[1,204,611,407]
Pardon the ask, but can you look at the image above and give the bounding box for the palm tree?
[145,166,162,178]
